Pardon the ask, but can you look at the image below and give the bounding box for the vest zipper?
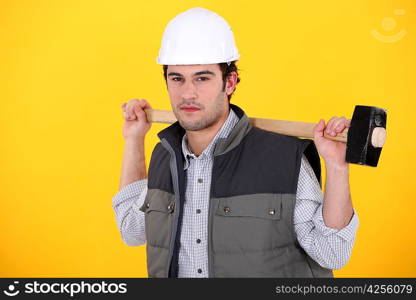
[160,138,181,277]
[207,156,217,278]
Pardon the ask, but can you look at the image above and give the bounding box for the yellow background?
[1,0,415,277]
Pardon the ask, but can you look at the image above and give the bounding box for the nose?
[181,79,197,101]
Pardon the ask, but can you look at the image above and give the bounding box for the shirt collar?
[182,107,239,170]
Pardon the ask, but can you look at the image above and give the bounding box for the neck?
[186,111,229,157]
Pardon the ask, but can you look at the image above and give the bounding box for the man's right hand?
[121,99,152,141]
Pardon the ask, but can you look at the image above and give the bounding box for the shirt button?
[196,239,201,244]
[196,209,201,214]
[197,269,202,274]
[197,178,203,183]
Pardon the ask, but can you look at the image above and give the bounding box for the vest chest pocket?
[216,194,282,220]
[139,189,175,248]
[213,193,294,252]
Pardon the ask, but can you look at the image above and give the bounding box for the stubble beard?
[175,91,227,131]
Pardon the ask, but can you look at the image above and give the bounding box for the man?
[112,7,358,278]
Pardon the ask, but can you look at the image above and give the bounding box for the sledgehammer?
[144,105,387,167]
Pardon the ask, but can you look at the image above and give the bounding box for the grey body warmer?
[139,104,333,278]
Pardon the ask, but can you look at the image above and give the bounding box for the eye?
[171,77,183,82]
[197,77,209,81]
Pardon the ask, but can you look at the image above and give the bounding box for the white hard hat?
[157,7,240,65]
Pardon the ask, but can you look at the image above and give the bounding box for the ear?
[225,71,238,95]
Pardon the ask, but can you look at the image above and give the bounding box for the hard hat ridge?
[157,7,240,65]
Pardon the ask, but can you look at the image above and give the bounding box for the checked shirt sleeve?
[294,154,359,270]
[112,179,148,246]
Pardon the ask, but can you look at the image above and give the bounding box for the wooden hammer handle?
[144,109,348,142]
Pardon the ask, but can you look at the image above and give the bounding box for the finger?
[329,117,345,135]
[133,99,146,115]
[133,104,146,120]
[345,118,351,127]
[331,117,343,130]
[325,117,337,134]
[126,99,140,120]
[121,103,126,118]
[328,119,343,136]
[314,119,325,131]
[134,99,152,120]
[138,99,152,110]
[333,117,349,133]
[314,119,325,138]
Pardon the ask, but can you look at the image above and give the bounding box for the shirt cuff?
[112,179,148,208]
[312,204,359,242]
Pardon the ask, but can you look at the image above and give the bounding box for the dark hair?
[162,61,241,101]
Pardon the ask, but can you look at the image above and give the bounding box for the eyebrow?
[167,70,216,77]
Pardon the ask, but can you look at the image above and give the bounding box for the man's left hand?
[313,117,351,168]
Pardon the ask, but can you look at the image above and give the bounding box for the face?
[166,64,231,131]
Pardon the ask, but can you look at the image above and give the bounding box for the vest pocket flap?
[139,189,175,214]
[215,194,282,220]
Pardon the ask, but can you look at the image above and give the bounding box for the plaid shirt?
[112,108,358,277]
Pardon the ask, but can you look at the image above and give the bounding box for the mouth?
[180,106,201,112]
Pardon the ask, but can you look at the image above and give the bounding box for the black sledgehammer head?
[346,105,387,167]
